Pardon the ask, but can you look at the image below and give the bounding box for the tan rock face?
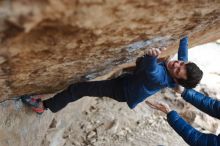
[0,0,220,146]
[0,0,220,99]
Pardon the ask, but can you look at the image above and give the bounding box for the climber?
[21,36,203,114]
[146,87,220,146]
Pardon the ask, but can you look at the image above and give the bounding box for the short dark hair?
[177,62,203,88]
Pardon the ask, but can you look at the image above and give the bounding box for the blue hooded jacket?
[123,37,189,109]
[167,89,220,146]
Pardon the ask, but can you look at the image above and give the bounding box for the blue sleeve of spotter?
[182,89,220,119]
[167,111,220,146]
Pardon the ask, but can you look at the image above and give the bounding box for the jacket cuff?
[167,110,179,123]
[180,36,188,44]
[181,89,196,100]
[181,88,187,98]
[167,110,178,118]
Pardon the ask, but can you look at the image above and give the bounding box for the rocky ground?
[39,85,220,146]
[57,90,188,146]
[2,83,220,146]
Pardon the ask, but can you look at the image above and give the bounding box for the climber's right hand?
[145,47,166,57]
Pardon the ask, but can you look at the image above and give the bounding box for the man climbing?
[146,87,220,146]
[21,36,203,114]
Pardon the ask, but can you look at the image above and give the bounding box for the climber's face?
[166,60,187,80]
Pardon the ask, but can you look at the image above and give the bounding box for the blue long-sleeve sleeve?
[167,111,220,146]
[182,89,220,119]
[135,54,159,74]
[178,36,188,62]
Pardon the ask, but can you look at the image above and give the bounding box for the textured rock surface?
[0,0,220,99]
[0,0,220,146]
